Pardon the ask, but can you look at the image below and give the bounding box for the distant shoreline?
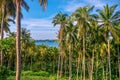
[35,39,58,42]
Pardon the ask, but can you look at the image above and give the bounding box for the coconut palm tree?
[65,19,77,80]
[73,5,94,80]
[12,0,47,80]
[97,4,120,80]
[0,0,15,66]
[21,28,31,70]
[52,12,68,79]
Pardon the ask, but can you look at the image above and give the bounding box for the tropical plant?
[97,4,120,80]
[72,5,95,80]
[52,12,68,79]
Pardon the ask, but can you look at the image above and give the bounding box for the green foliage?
[21,71,49,77]
[9,71,16,76]
[32,62,41,72]
[7,76,48,80]
[0,66,9,80]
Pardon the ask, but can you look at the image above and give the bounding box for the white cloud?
[63,0,85,12]
[63,0,106,12]
[10,18,60,40]
[85,0,105,8]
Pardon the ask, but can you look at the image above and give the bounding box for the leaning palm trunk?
[16,1,21,80]
[107,38,111,80]
[118,46,120,78]
[0,5,5,66]
[83,35,85,80]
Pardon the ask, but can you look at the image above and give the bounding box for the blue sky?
[10,0,120,40]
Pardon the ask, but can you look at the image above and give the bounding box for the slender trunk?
[69,44,72,80]
[118,46,120,78]
[101,56,105,80]
[90,49,94,80]
[105,60,108,80]
[83,35,85,80]
[95,52,98,80]
[64,57,67,77]
[108,39,111,80]
[76,52,80,80]
[80,60,82,79]
[60,54,63,77]
[0,5,5,66]
[16,1,21,80]
[57,54,60,80]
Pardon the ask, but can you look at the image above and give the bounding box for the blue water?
[35,40,59,47]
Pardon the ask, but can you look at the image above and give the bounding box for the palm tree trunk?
[16,1,21,80]
[95,52,98,80]
[108,39,111,80]
[83,35,85,80]
[0,5,5,66]
[90,49,94,80]
[101,56,105,80]
[105,60,108,80]
[76,52,80,80]
[64,57,67,77]
[57,53,60,80]
[60,54,63,77]
[69,44,72,80]
[118,46,120,78]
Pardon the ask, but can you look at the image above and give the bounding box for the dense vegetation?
[0,0,120,80]
[52,4,120,80]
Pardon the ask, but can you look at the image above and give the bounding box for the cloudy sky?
[10,0,120,40]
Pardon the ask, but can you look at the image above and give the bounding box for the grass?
[7,76,48,80]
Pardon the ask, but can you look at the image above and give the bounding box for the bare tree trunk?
[0,4,5,66]
[108,39,111,80]
[16,1,21,80]
[57,54,60,80]
[83,35,85,80]
[118,46,120,79]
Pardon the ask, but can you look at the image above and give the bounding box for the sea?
[35,40,59,47]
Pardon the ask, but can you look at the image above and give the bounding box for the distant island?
[35,40,58,47]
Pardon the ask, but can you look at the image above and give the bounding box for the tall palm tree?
[52,12,68,79]
[66,19,77,80]
[97,4,120,80]
[73,6,94,80]
[0,0,15,66]
[21,28,31,70]
[12,0,47,80]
